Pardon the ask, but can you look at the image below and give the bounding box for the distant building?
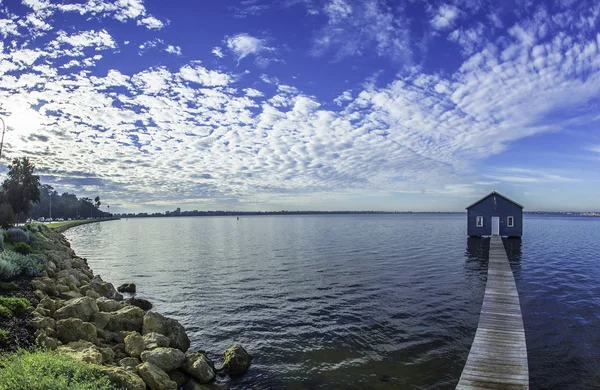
[466,191,523,237]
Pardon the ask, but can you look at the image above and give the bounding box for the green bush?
[0,328,8,342]
[0,251,42,279]
[6,228,30,244]
[0,349,120,390]
[0,305,10,318]
[13,242,32,255]
[0,204,14,230]
[0,259,19,280]
[0,282,19,291]
[0,296,30,317]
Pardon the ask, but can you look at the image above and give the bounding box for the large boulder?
[91,311,111,330]
[222,344,252,377]
[137,362,178,390]
[39,297,58,314]
[125,332,145,358]
[58,340,103,364]
[106,306,145,332]
[142,312,190,352]
[56,318,97,344]
[98,365,147,390]
[126,297,153,311]
[53,296,99,322]
[117,283,136,293]
[181,352,215,384]
[140,347,186,373]
[31,315,56,330]
[96,297,124,312]
[31,277,57,295]
[143,332,170,350]
[90,276,123,301]
[120,357,142,370]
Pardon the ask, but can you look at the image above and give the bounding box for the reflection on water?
[65,215,600,389]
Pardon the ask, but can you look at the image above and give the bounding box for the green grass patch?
[0,349,121,390]
[0,282,19,291]
[0,296,30,318]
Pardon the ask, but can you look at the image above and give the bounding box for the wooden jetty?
[457,236,529,389]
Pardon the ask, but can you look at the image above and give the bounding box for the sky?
[0,0,599,213]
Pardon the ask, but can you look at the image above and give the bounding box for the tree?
[2,157,41,222]
[0,203,14,229]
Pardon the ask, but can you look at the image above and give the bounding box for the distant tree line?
[0,157,111,228]
[116,208,414,218]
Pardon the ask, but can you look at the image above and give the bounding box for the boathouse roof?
[465,191,524,210]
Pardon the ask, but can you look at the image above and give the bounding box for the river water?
[65,214,600,389]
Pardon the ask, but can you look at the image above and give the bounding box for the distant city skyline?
[1,0,599,213]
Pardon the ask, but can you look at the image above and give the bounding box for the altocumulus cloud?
[0,0,599,211]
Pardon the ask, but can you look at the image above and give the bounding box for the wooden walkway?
[457,236,529,389]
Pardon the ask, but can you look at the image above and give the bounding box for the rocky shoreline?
[27,225,252,390]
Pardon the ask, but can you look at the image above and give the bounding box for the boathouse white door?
[491,217,500,236]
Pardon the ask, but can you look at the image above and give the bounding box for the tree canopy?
[2,157,41,219]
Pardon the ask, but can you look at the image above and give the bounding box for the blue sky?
[0,0,599,212]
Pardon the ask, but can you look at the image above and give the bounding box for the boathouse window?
[476,216,484,227]
[507,216,514,227]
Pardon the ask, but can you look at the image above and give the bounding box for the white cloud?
[225,33,275,63]
[0,0,599,211]
[212,46,224,58]
[178,62,230,86]
[313,0,410,61]
[56,30,117,50]
[431,5,460,30]
[137,16,165,30]
[165,45,181,56]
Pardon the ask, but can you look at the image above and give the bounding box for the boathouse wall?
[466,192,523,237]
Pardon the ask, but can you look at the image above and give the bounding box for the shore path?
[456,236,529,389]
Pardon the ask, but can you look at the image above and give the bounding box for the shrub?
[6,228,30,244]
[13,242,32,255]
[0,349,120,390]
[0,204,14,230]
[0,296,30,317]
[0,328,8,342]
[1,231,7,244]
[0,282,19,291]
[0,259,19,280]
[0,233,3,252]
[0,305,10,318]
[0,252,42,279]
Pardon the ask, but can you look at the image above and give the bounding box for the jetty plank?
[456,236,529,390]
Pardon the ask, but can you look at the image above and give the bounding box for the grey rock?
[125,331,145,358]
[56,318,97,344]
[120,357,142,369]
[90,275,122,300]
[137,362,178,390]
[142,311,190,352]
[91,311,111,330]
[140,347,186,372]
[117,283,136,293]
[222,344,252,377]
[126,297,153,311]
[143,332,170,350]
[58,340,103,364]
[53,296,99,322]
[106,305,145,332]
[182,352,215,384]
[96,297,124,312]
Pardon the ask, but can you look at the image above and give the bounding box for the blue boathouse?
[466,191,523,237]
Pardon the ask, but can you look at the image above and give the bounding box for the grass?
[46,219,117,233]
[0,328,8,342]
[0,296,30,318]
[0,349,122,390]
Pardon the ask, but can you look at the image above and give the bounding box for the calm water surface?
[65,214,600,389]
